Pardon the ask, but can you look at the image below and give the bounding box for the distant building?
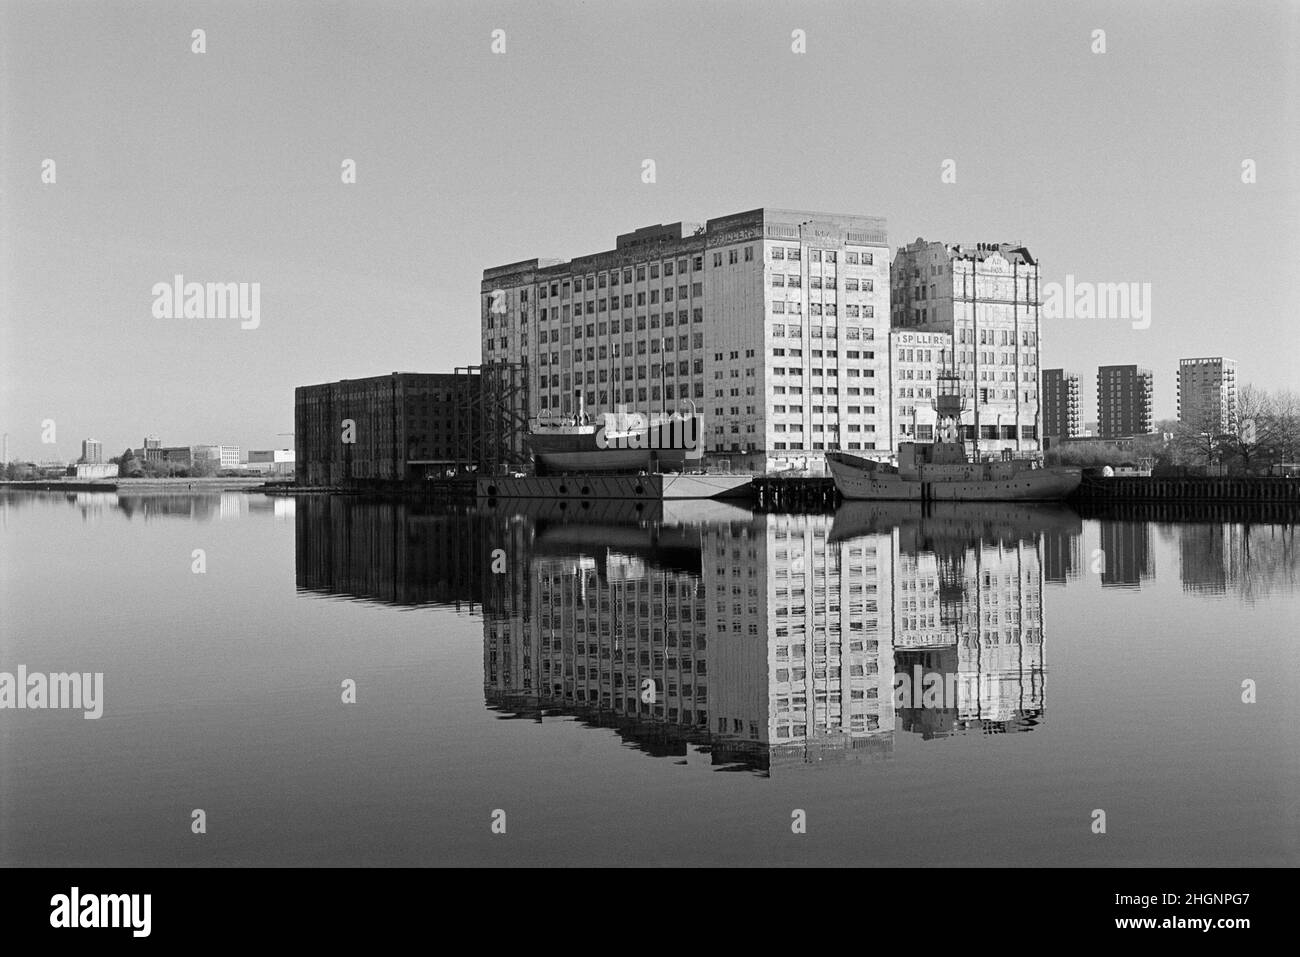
[295,372,477,484]
[1096,365,1153,438]
[247,449,294,464]
[69,462,118,479]
[157,446,192,466]
[1177,357,1237,433]
[1040,369,1081,440]
[193,445,241,469]
[80,438,103,464]
[142,436,162,462]
[891,240,1042,454]
[246,449,295,477]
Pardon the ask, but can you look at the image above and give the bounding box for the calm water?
[1,490,1297,866]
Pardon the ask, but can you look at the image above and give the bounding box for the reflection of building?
[890,241,1042,453]
[482,208,893,473]
[1097,364,1154,438]
[482,510,896,773]
[1177,357,1236,433]
[288,496,1076,772]
[294,498,486,609]
[884,506,1051,737]
[1042,522,1081,583]
[1099,520,1154,587]
[708,513,895,764]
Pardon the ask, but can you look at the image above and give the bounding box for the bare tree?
[1174,406,1222,467]
[1222,384,1273,472]
[1271,388,1300,465]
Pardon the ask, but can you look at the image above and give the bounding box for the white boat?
[528,394,703,475]
[826,374,1080,502]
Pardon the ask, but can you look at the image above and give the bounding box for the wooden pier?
[751,476,839,512]
[1074,475,1300,504]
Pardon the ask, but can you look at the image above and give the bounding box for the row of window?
[770,274,875,291]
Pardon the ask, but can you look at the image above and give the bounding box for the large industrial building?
[889,240,1043,454]
[481,208,893,473]
[1177,356,1237,433]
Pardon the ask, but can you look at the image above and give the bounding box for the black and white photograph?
[1,0,1296,938]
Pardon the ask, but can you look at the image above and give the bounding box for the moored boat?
[826,374,1080,502]
[528,394,703,475]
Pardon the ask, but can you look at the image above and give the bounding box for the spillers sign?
[894,331,945,347]
[705,223,763,248]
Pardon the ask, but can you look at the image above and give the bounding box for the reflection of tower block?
[935,374,965,441]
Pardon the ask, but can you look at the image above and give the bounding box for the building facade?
[80,438,103,464]
[295,372,475,484]
[1177,356,1237,434]
[1040,369,1082,441]
[887,328,952,445]
[481,208,893,473]
[247,449,296,477]
[193,445,242,469]
[890,240,1042,454]
[1096,364,1154,438]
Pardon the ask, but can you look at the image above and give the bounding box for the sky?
[2,0,1297,461]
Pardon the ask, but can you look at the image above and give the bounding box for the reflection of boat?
[827,373,1080,501]
[830,500,1082,546]
[529,393,703,475]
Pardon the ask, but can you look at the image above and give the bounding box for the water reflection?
[284,497,1300,772]
[290,498,1096,772]
[0,488,295,522]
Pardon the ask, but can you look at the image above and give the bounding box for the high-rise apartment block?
[481,208,892,473]
[1177,357,1237,433]
[890,240,1042,453]
[80,438,103,464]
[1040,369,1082,440]
[1096,364,1154,438]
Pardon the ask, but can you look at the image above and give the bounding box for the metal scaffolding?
[454,360,531,474]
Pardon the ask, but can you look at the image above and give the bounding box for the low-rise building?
[69,462,119,479]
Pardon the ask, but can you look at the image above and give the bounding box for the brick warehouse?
[295,372,478,485]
